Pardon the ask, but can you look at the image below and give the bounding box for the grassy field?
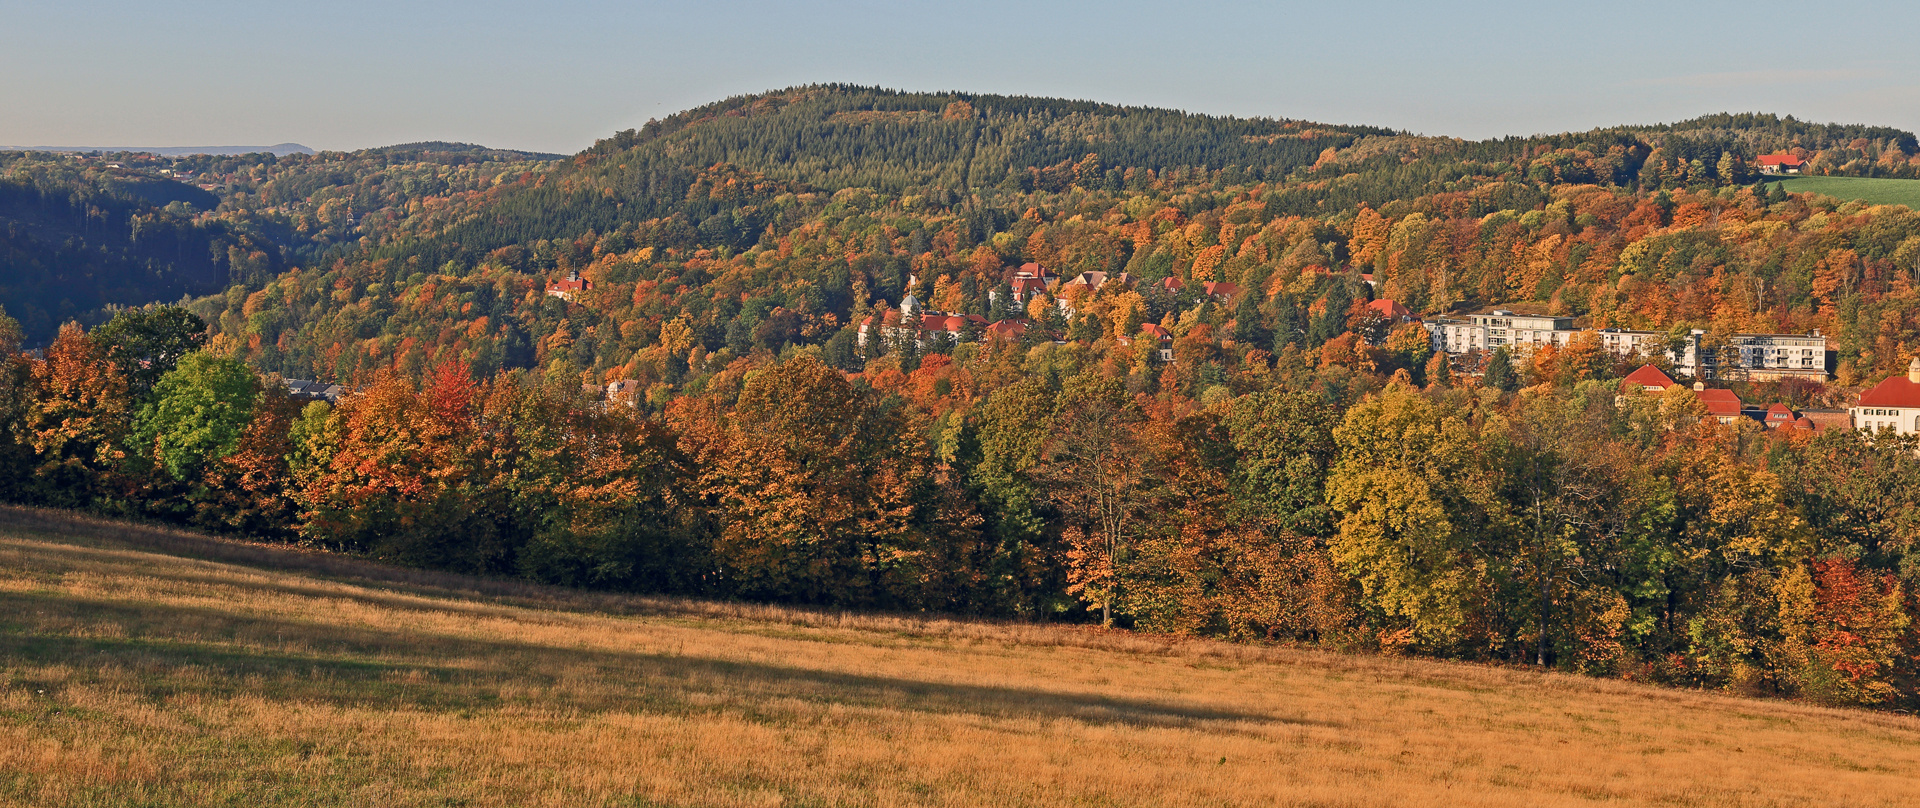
[3,509,1919,807]
[1763,175,1920,209]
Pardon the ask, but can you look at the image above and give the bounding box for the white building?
[1683,331,1829,381]
[1851,358,1920,435]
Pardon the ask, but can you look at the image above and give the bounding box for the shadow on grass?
[0,589,1309,732]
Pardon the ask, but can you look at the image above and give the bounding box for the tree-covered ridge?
[0,145,560,343]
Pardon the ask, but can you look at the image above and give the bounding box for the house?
[1361,273,1377,288]
[1118,323,1176,362]
[283,379,344,402]
[1201,281,1240,301]
[1620,364,1675,394]
[547,269,592,301]
[984,319,1032,342]
[1159,277,1185,292]
[605,379,644,408]
[1001,263,1052,304]
[1761,403,1797,429]
[1066,271,1133,291]
[1695,386,1744,425]
[1850,357,1920,435]
[1366,298,1417,323]
[858,294,989,350]
[1756,154,1807,175]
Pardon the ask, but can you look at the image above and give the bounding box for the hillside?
[3,507,1918,807]
[0,143,557,343]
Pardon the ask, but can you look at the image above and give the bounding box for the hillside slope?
[2,508,1916,808]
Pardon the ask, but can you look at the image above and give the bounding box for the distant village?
[281,250,1920,443]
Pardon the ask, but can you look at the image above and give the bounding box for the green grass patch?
[1762,176,1920,209]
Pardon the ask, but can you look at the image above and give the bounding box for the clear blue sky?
[5,0,1918,154]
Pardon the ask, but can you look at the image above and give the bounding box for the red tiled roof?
[1621,364,1674,392]
[1697,388,1743,417]
[1764,403,1795,425]
[1140,323,1172,341]
[1367,298,1413,320]
[1160,277,1184,291]
[1202,281,1240,298]
[1757,154,1806,167]
[1857,374,1920,408]
[985,319,1029,340]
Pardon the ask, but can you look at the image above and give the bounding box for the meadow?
[1762,175,1920,208]
[2,507,1918,807]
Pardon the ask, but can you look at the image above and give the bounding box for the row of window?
[1861,419,1919,432]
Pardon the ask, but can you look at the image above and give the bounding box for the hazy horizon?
[6,0,1918,155]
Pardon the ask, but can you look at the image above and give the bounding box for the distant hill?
[5,143,316,157]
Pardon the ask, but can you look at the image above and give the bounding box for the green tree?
[130,352,261,481]
[1484,347,1518,392]
[90,306,208,399]
[1327,381,1498,649]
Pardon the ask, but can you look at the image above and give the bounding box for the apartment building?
[1680,330,1830,381]
[1424,310,1830,381]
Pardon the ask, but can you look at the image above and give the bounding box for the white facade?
[1850,359,1920,435]
[1685,331,1829,381]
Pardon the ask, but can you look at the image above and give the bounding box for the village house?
[984,319,1032,342]
[1756,154,1807,175]
[1065,271,1134,291]
[858,294,989,350]
[1851,358,1920,435]
[1366,298,1417,324]
[1620,364,1675,394]
[604,379,644,409]
[1696,385,1744,425]
[1000,263,1052,304]
[283,379,344,402]
[1201,281,1239,301]
[1116,322,1175,362]
[546,270,591,301]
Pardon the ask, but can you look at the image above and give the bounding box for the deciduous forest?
[4,86,1920,709]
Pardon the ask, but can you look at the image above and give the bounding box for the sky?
[5,0,1919,155]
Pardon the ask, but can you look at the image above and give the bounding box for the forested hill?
[400,86,1397,262]
[0,143,557,343]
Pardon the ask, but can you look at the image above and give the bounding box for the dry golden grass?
[2,506,1917,807]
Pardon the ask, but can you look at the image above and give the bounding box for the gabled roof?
[1764,403,1796,425]
[1202,281,1240,298]
[1140,323,1172,341]
[1367,298,1414,320]
[1160,276,1185,291]
[1621,364,1674,392]
[1697,388,1744,417]
[1857,373,1920,409]
[1756,154,1806,167]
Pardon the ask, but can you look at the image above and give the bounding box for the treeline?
[9,304,1919,709]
